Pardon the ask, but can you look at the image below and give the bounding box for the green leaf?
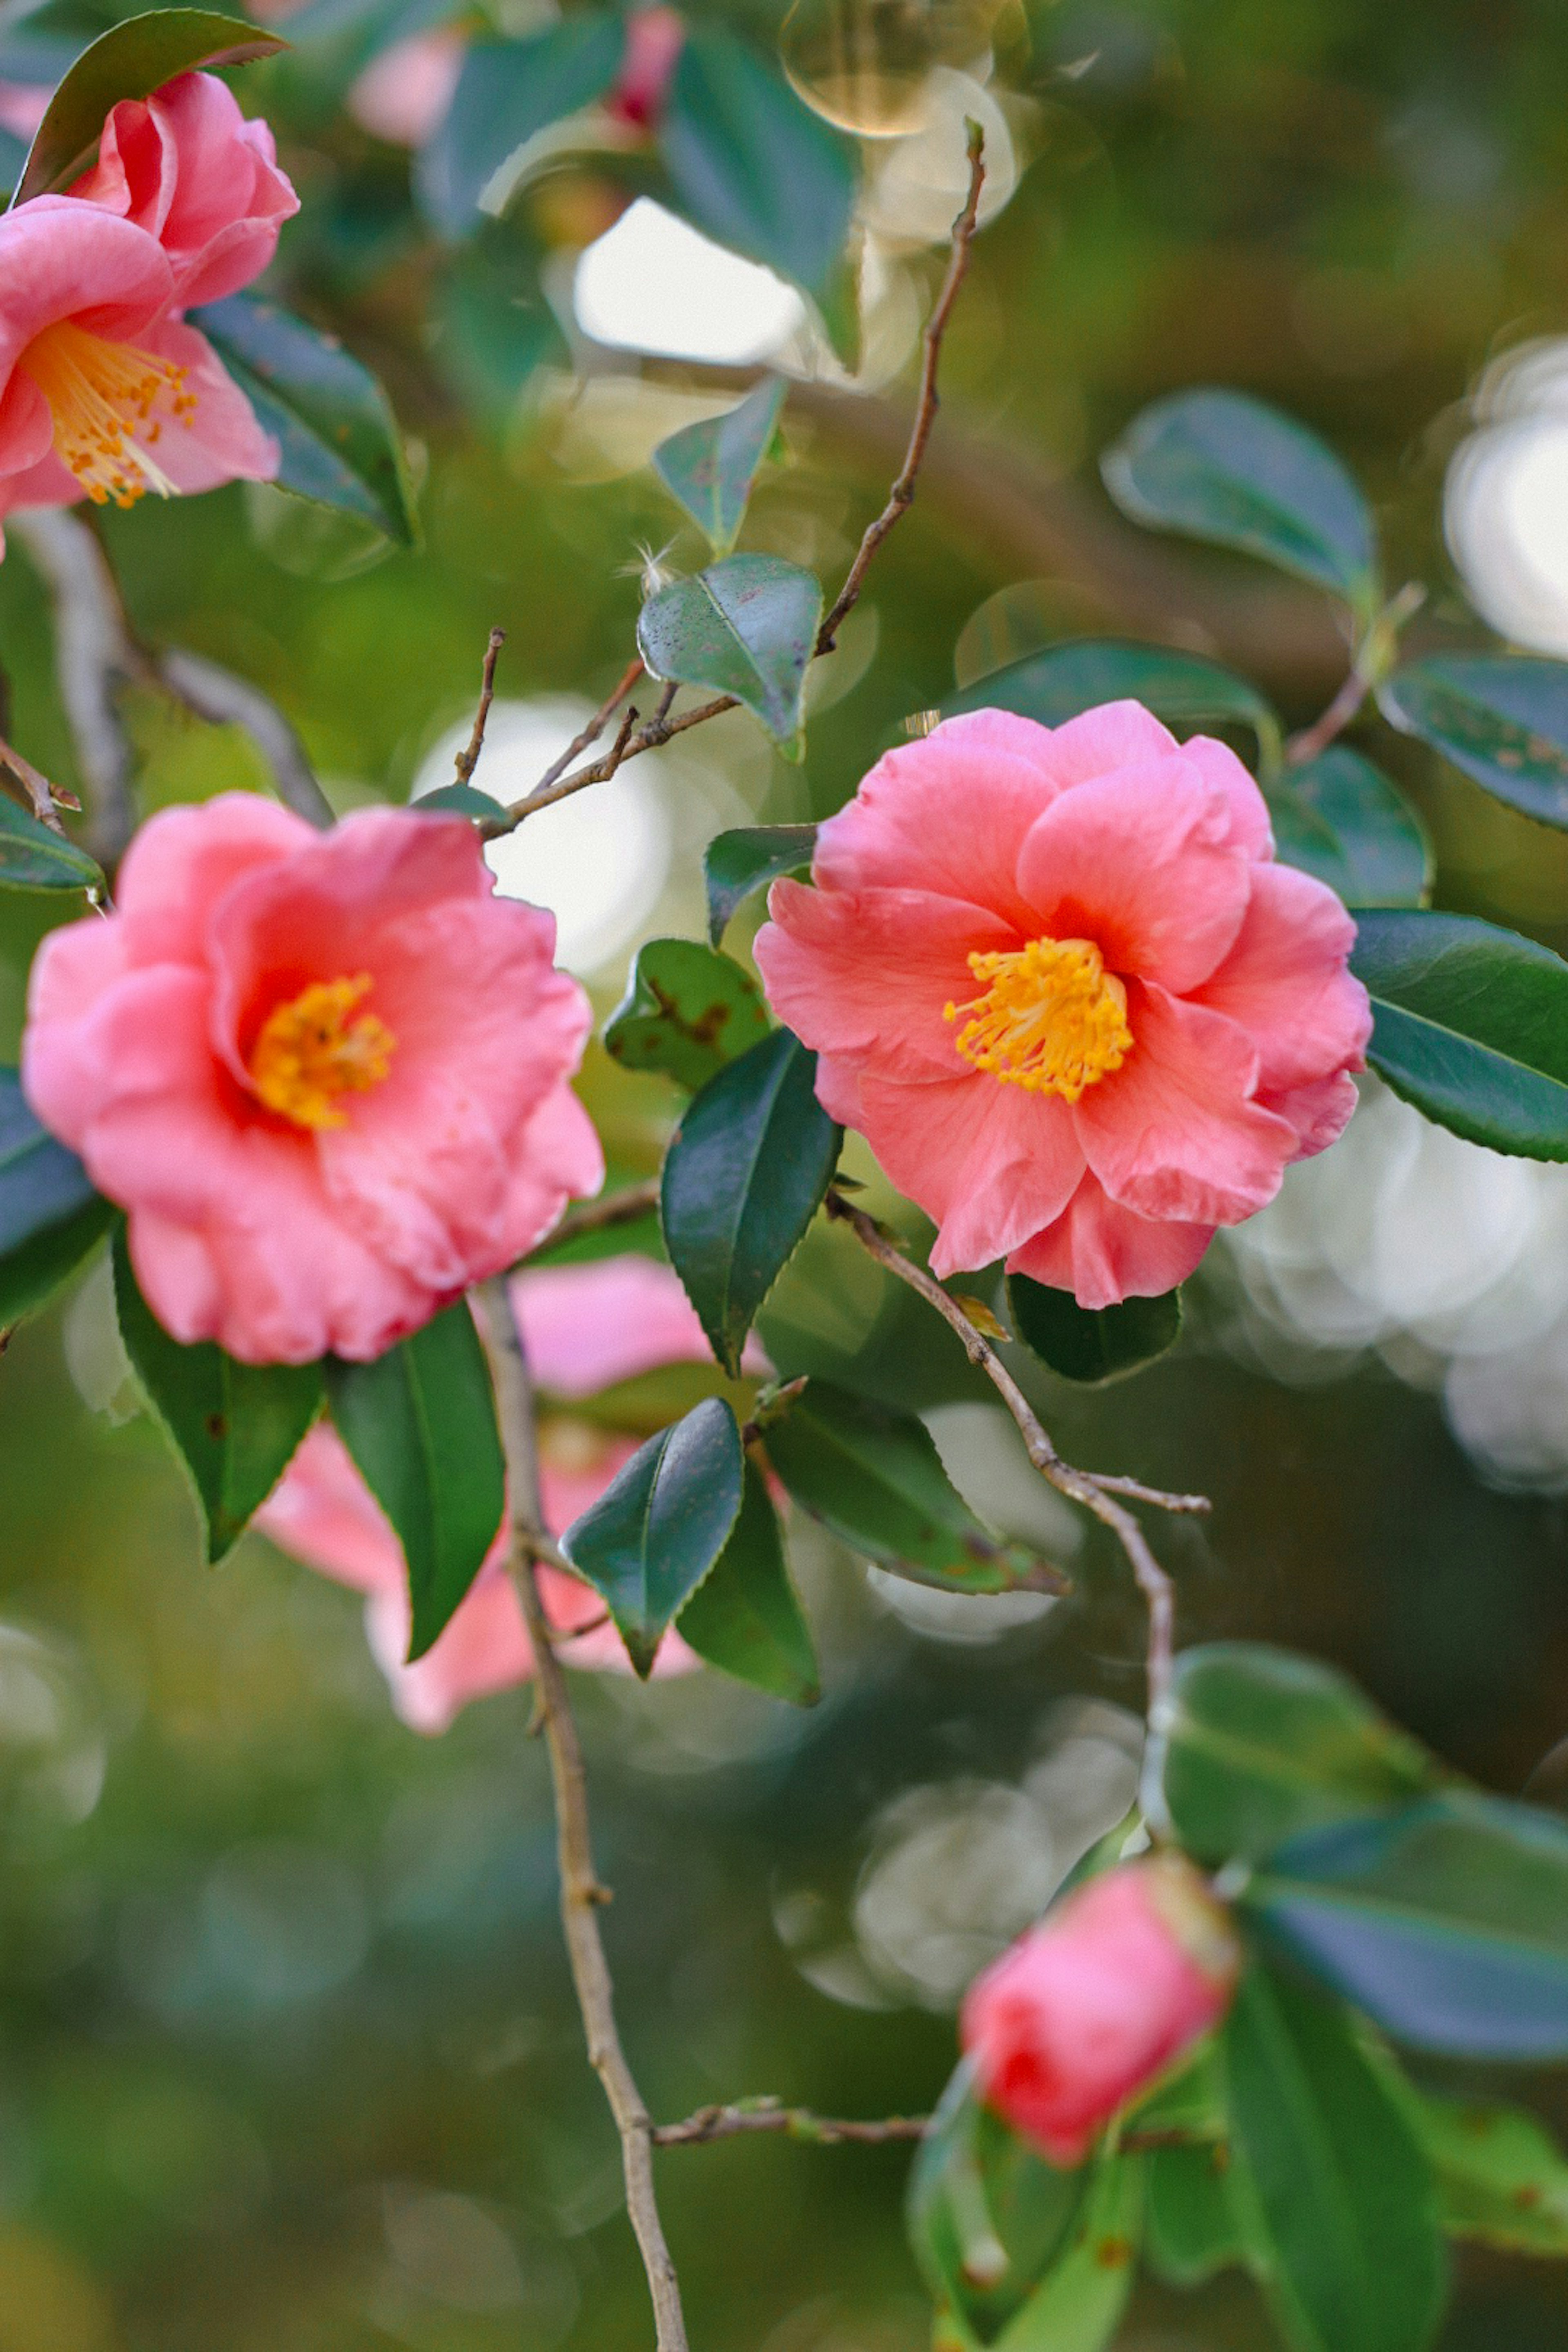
[1379,655,1568,831]
[676,1456,818,1703]
[415,15,624,236]
[325,1303,505,1659]
[1247,1790,1568,2059]
[944,638,1283,770]
[637,555,823,747]
[434,223,565,423]
[191,294,419,546]
[1222,1963,1447,2352]
[907,2063,1087,2344]
[0,1070,115,1328]
[1151,1642,1439,1868]
[560,1396,744,1677]
[112,1230,322,1564]
[653,378,787,558]
[604,938,770,1092]
[11,10,285,205]
[1102,390,1380,619]
[660,29,858,307]
[1413,2096,1568,2254]
[1350,908,1568,1159]
[704,823,818,945]
[991,2152,1143,2352]
[0,1192,116,1331]
[661,1028,841,1376]
[414,783,499,820]
[1269,747,1431,908]
[1005,1274,1182,1385]
[762,1377,1051,1593]
[0,798,102,894]
[1144,2145,1252,2288]
[1126,2045,1227,2143]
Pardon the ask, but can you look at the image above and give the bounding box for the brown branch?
[0,738,71,835]
[1283,581,1426,769]
[654,2100,929,2148]
[476,1277,690,2352]
[454,626,506,787]
[532,655,645,799]
[521,1179,662,1263]
[158,650,334,829]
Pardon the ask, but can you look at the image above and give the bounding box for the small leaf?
[561,1396,744,1676]
[1102,389,1380,619]
[192,294,419,545]
[676,1457,818,1703]
[653,378,787,557]
[1379,655,1568,831]
[1246,1790,1568,2059]
[1150,1642,1439,1869]
[1269,747,1431,908]
[944,638,1283,770]
[762,1377,1050,1592]
[990,2152,1143,2352]
[604,937,770,1092]
[1414,2096,1568,2254]
[414,15,624,237]
[638,555,822,746]
[112,1231,322,1563]
[1222,1962,1447,2352]
[1006,1274,1182,1385]
[325,1302,506,1659]
[0,799,102,893]
[704,823,818,944]
[12,10,285,205]
[414,783,499,820]
[1350,908,1568,1159]
[661,1027,841,1375]
[1144,2146,1251,2289]
[659,29,858,307]
[907,2063,1087,2343]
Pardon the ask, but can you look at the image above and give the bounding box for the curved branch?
[655,2101,929,2148]
[158,650,334,829]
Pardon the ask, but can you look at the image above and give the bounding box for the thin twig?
[477,1277,690,2352]
[12,509,140,865]
[454,627,506,787]
[654,2101,929,2148]
[159,650,335,829]
[0,738,71,834]
[532,657,645,799]
[1283,581,1426,768]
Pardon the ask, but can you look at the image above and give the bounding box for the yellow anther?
[249,975,396,1130]
[944,937,1133,1102]
[18,319,196,510]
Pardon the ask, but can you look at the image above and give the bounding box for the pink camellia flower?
[347,29,466,150]
[961,1855,1242,2166]
[755,703,1371,1308]
[22,795,604,1364]
[605,6,686,130]
[515,1251,769,1395]
[0,80,51,142]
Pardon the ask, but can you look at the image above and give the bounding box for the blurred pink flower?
[961,1856,1241,2166]
[606,7,686,131]
[22,795,603,1363]
[347,29,465,149]
[512,1251,768,1396]
[755,702,1370,1309]
[0,81,51,142]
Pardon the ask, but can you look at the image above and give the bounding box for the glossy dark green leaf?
[415,13,623,235]
[661,1028,841,1375]
[604,938,770,1092]
[112,1230,322,1564]
[638,555,822,746]
[0,1192,116,1331]
[1350,909,1568,1159]
[1151,1642,1438,1868]
[762,1377,1052,1593]
[653,378,787,557]
[1006,1274,1182,1385]
[1270,746,1431,908]
[325,1302,505,1659]
[1222,1963,1447,2352]
[1414,2096,1568,2254]
[0,798,102,893]
[660,30,857,307]
[676,1457,818,1703]
[561,1396,744,1676]
[704,823,818,944]
[1145,2146,1252,2288]
[12,10,285,205]
[1102,390,1379,619]
[944,638,1283,768]
[1247,1791,1568,2058]
[989,2152,1143,2352]
[1379,655,1568,830]
[192,294,418,544]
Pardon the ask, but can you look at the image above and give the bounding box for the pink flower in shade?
[514,1252,769,1397]
[0,81,51,142]
[754,703,1372,1310]
[21,795,604,1365]
[605,6,686,131]
[961,1855,1242,2166]
[346,29,466,150]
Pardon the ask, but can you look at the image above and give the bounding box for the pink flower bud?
[960,1855,1241,2166]
[606,7,686,131]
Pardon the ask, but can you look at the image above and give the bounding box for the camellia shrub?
[4,9,1568,2352]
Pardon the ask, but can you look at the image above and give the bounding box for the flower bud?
[606,7,686,131]
[960,1855,1241,2166]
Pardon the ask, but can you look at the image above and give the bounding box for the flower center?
[944,937,1133,1102]
[248,975,396,1130]
[17,319,196,509]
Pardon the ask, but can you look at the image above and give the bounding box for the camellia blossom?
[961,1855,1242,2165]
[755,703,1372,1307]
[606,7,686,130]
[0,72,296,533]
[22,795,604,1364]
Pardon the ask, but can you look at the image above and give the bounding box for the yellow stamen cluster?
[18,319,196,509]
[249,975,396,1131]
[945,936,1133,1102]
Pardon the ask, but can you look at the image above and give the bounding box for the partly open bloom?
[23,795,604,1363]
[755,703,1371,1307]
[962,1855,1241,2165]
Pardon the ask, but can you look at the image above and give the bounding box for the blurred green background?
[5,0,1568,2344]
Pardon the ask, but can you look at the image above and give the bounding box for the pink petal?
[0,200,174,378]
[116,791,308,970]
[1033,698,1179,788]
[1193,861,1371,1094]
[1006,1173,1214,1309]
[850,1069,1085,1276]
[1261,1067,1361,1160]
[364,1568,534,1735]
[493,1081,607,1269]
[347,29,466,147]
[1180,734,1274,859]
[129,316,280,490]
[254,1424,401,1595]
[514,1256,768,1398]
